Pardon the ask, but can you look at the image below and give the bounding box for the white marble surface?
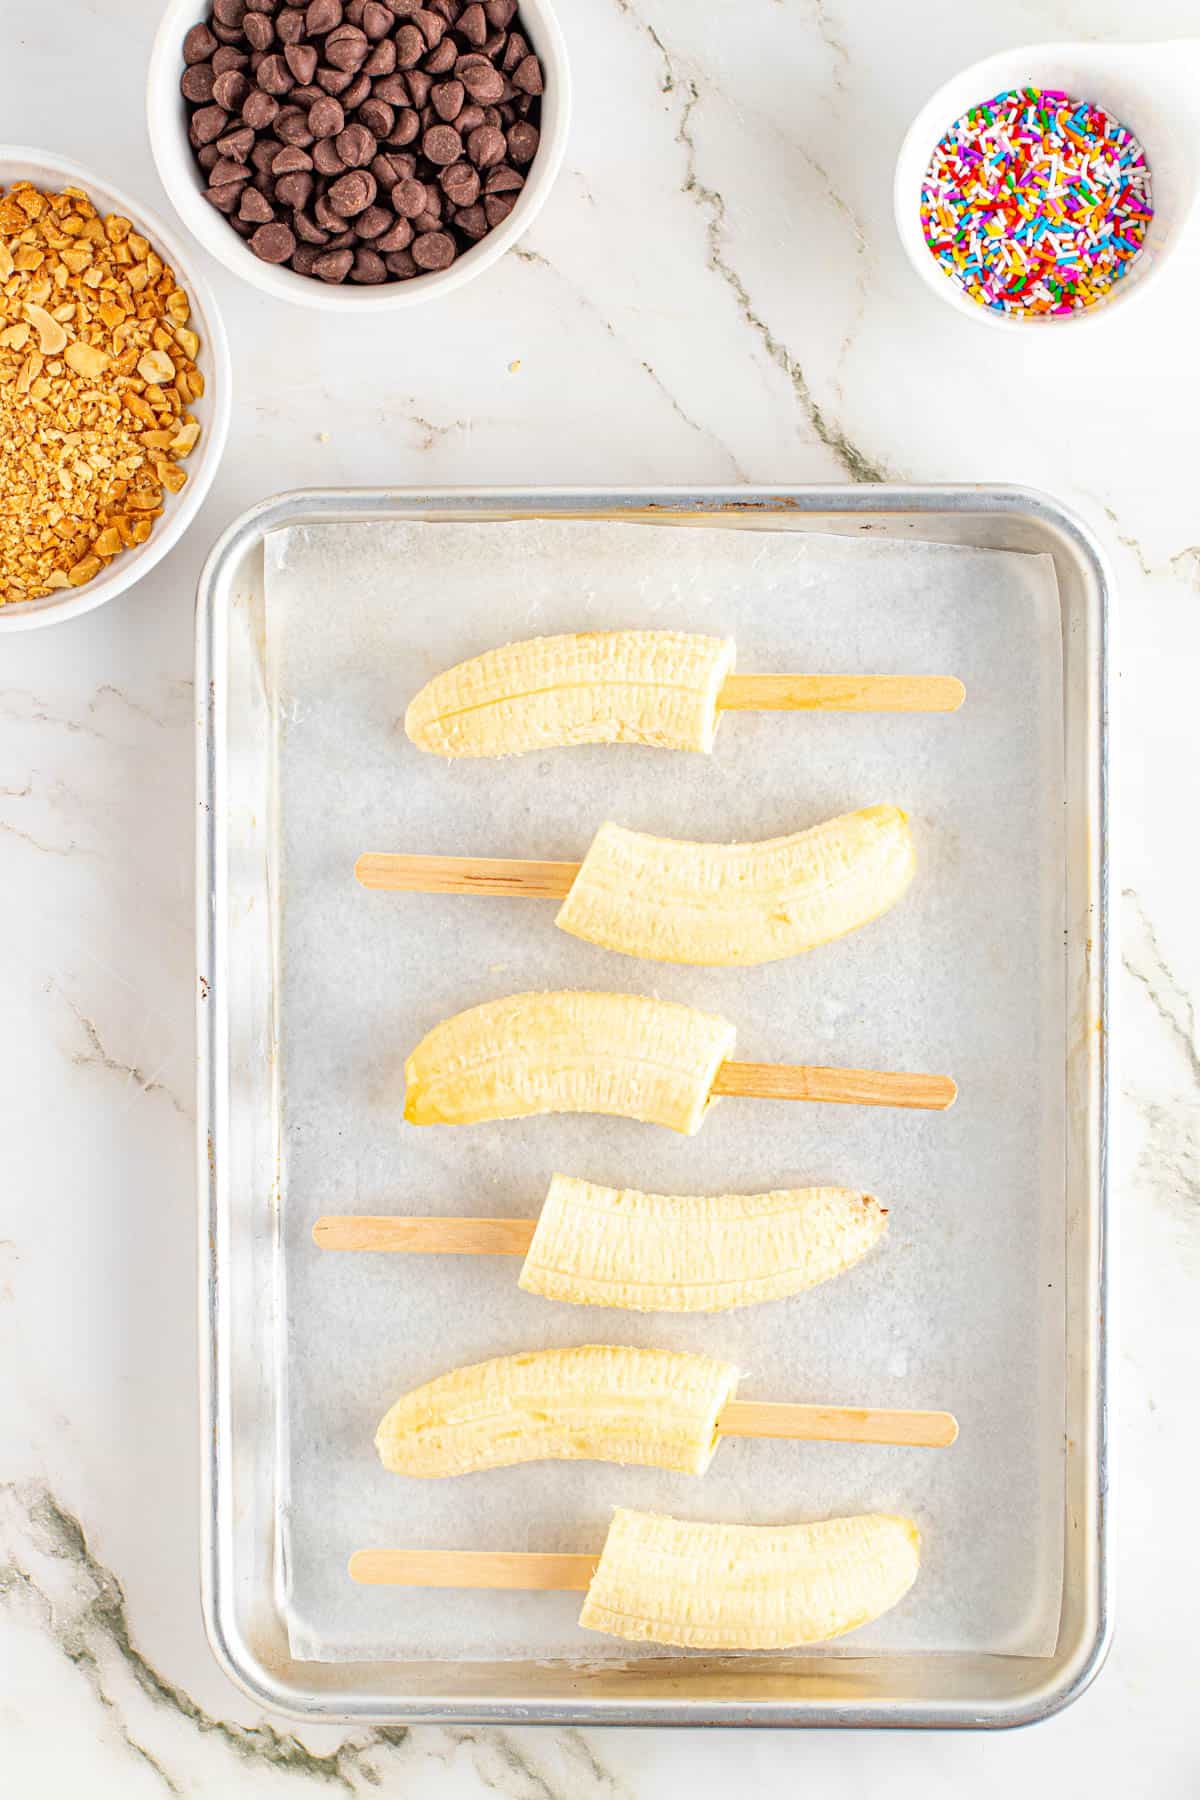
[2,0,1198,1791]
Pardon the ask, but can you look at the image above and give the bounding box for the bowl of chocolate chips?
[148,0,569,307]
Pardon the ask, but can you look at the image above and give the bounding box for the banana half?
[404,630,736,757]
[519,1176,888,1312]
[580,1509,921,1649]
[556,806,915,966]
[403,990,736,1135]
[375,1345,739,1478]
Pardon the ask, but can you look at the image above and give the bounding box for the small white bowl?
[894,40,1200,330]
[147,0,570,311]
[0,146,231,633]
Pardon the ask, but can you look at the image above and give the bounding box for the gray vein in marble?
[409,414,472,452]
[513,246,748,478]
[0,777,32,798]
[52,983,190,1121]
[1122,887,1200,1089]
[0,817,89,858]
[0,1484,411,1794]
[807,0,850,90]
[1131,1100,1200,1232]
[1102,505,1154,578]
[614,0,884,481]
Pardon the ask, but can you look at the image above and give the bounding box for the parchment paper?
[266,517,1066,1663]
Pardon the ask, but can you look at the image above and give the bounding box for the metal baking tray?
[196,485,1111,1728]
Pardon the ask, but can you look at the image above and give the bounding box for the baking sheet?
[265,518,1066,1664]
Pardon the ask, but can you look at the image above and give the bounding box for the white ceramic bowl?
[0,146,231,632]
[147,0,570,311]
[894,40,1200,331]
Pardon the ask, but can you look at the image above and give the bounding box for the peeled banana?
[404,630,736,757]
[579,1509,921,1649]
[375,1345,739,1478]
[555,805,914,966]
[403,990,736,1135]
[519,1176,888,1312]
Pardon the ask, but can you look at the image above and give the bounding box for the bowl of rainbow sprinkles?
[895,40,1200,327]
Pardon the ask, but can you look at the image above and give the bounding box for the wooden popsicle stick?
[719,673,965,713]
[711,1061,957,1111]
[356,852,577,897]
[719,1400,958,1449]
[313,1215,534,1254]
[349,1548,597,1590]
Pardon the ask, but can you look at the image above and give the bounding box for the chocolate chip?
[511,52,541,95]
[413,7,445,46]
[341,71,372,108]
[212,45,250,74]
[184,22,219,62]
[346,0,366,22]
[484,161,523,192]
[387,107,421,144]
[209,155,252,187]
[312,136,348,173]
[327,168,376,214]
[394,24,423,65]
[484,0,516,24]
[205,183,241,213]
[422,122,461,164]
[453,201,486,237]
[292,243,321,274]
[239,185,276,222]
[483,190,515,226]
[440,159,479,205]
[458,3,486,44]
[277,8,306,41]
[411,206,442,233]
[506,119,537,162]
[306,0,341,30]
[357,97,394,136]
[249,135,281,172]
[465,122,504,166]
[275,104,316,144]
[411,228,456,268]
[391,177,427,216]
[376,214,414,250]
[214,0,247,23]
[384,247,418,276]
[364,37,396,75]
[346,246,385,280]
[257,53,294,93]
[243,88,281,127]
[276,170,316,207]
[293,207,331,242]
[336,122,376,165]
[285,40,318,81]
[308,94,344,135]
[191,104,232,144]
[313,247,354,280]
[248,220,296,262]
[216,124,256,159]
[501,31,528,73]
[351,203,391,237]
[197,143,222,171]
[325,227,357,247]
[211,20,246,44]
[324,22,368,68]
[314,189,345,230]
[181,63,217,103]
[244,12,275,50]
[316,63,353,92]
[362,0,392,36]
[423,38,458,74]
[404,68,432,106]
[213,68,251,110]
[459,61,503,103]
[456,102,484,132]
[272,143,313,173]
[431,78,464,120]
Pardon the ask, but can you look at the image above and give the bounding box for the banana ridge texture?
[579,1509,921,1649]
[555,805,915,965]
[375,1345,740,1478]
[519,1176,888,1312]
[403,990,737,1135]
[404,630,736,757]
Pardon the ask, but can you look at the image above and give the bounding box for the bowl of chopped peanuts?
[0,147,231,630]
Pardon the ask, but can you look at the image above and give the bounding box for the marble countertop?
[3,0,1198,1792]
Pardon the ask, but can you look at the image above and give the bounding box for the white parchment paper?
[266,517,1065,1663]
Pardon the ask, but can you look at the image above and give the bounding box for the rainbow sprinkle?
[920,86,1153,317]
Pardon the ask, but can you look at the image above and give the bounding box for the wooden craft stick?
[355,853,577,897]
[313,1215,534,1255]
[710,1062,957,1111]
[718,673,965,713]
[349,1549,597,1589]
[718,1400,958,1449]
